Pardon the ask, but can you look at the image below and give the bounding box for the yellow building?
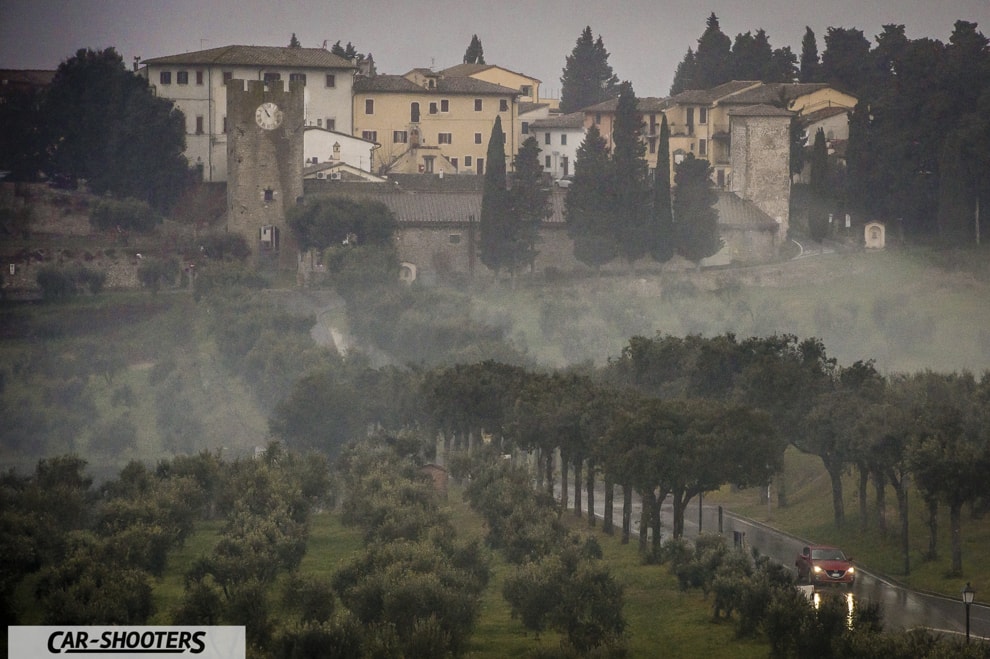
[353,69,518,175]
[581,81,857,190]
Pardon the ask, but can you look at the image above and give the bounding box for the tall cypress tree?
[463,35,486,65]
[808,128,830,242]
[673,154,721,265]
[652,114,674,263]
[799,27,821,82]
[479,116,512,276]
[509,136,550,272]
[565,124,616,269]
[560,26,619,113]
[610,81,651,266]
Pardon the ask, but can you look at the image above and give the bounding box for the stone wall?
[730,114,791,241]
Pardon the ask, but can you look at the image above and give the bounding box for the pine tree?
[509,136,550,272]
[565,124,617,269]
[479,116,513,276]
[652,114,674,263]
[330,41,360,60]
[560,26,619,113]
[463,35,486,65]
[673,154,721,265]
[693,13,732,89]
[799,27,821,82]
[610,81,651,266]
[288,34,301,48]
[669,48,697,94]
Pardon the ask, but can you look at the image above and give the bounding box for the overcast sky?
[1,0,987,98]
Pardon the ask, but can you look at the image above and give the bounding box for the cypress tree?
[673,154,721,265]
[652,114,674,263]
[565,124,616,270]
[509,136,550,272]
[808,128,830,242]
[560,26,619,113]
[799,27,821,82]
[610,81,651,266]
[463,35,486,65]
[479,116,512,276]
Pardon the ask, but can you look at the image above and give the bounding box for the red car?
[795,545,855,588]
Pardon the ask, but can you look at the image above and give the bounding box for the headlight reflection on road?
[811,591,856,630]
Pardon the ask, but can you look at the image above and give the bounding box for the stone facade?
[226,79,305,270]
[729,105,793,243]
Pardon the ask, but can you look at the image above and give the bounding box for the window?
[365,99,374,114]
[410,102,420,123]
[176,70,189,85]
[560,134,567,146]
[686,107,695,127]
[450,157,458,169]
[159,71,171,85]
[545,155,551,168]
[500,99,509,112]
[317,118,322,127]
[440,99,449,112]
[264,189,274,202]
[325,74,336,88]
[464,155,473,167]
[522,121,529,134]
[222,71,233,84]
[648,137,656,154]
[222,116,227,133]
[326,118,335,131]
[474,98,482,111]
[474,133,482,144]
[544,133,551,145]
[699,107,708,124]
[429,102,438,114]
[393,130,408,143]
[562,156,569,175]
[263,72,280,84]
[699,138,707,156]
[196,70,204,85]
[195,116,204,134]
[449,234,462,244]
[438,132,452,144]
[289,73,307,85]
[595,112,601,124]
[520,85,532,96]
[362,130,377,142]
[423,156,435,173]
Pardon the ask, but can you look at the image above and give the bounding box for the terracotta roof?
[715,192,779,230]
[354,74,518,96]
[442,62,541,83]
[580,96,670,113]
[316,190,566,225]
[518,102,549,115]
[727,104,793,117]
[142,45,355,69]
[531,111,585,129]
[670,80,762,105]
[797,105,851,125]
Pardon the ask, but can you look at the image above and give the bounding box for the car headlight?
[813,566,823,573]
[847,567,854,574]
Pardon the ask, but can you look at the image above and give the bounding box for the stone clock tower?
[226,79,304,270]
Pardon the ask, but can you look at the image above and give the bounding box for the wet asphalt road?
[557,482,989,641]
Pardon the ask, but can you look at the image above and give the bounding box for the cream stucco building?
[140,45,356,182]
[353,69,518,176]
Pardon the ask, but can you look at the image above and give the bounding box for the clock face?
[255,102,283,130]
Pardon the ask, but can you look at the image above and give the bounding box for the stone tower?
[226,79,305,270]
[728,104,793,243]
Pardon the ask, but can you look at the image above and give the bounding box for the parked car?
[795,545,855,588]
[554,175,574,189]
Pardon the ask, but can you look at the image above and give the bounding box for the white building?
[528,111,584,181]
[140,45,356,182]
[304,127,379,173]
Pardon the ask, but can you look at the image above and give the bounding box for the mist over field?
[466,248,990,376]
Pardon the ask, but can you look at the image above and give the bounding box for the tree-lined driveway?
[559,483,989,640]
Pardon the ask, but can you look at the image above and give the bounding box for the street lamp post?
[962,582,976,643]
